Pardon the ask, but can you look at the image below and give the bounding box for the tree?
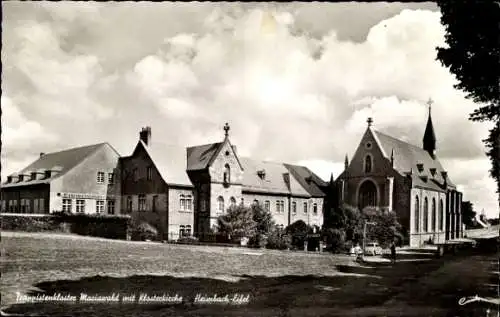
[362,207,404,248]
[461,201,476,228]
[436,0,500,203]
[285,220,312,249]
[251,203,276,235]
[217,205,257,243]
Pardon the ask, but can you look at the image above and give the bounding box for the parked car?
[364,242,383,256]
[349,244,363,256]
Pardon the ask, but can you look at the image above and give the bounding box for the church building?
[335,106,463,247]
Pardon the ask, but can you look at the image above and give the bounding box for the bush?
[0,215,64,232]
[266,230,292,250]
[248,233,267,248]
[286,220,312,250]
[129,221,158,241]
[323,228,346,253]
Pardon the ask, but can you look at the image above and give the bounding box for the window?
[133,168,138,182]
[76,200,85,213]
[313,203,318,215]
[423,197,429,232]
[201,199,207,212]
[358,180,377,210]
[240,198,244,206]
[414,196,420,233]
[365,142,372,149]
[138,195,146,211]
[31,172,37,180]
[230,197,236,207]
[1,200,6,212]
[217,196,224,213]
[253,199,259,206]
[147,166,153,180]
[152,195,158,213]
[431,198,436,231]
[34,199,39,213]
[179,225,186,238]
[276,201,284,213]
[63,199,72,213]
[279,224,284,231]
[180,195,186,211]
[97,172,105,184]
[39,198,45,213]
[439,199,444,231]
[303,202,308,214]
[20,199,30,213]
[292,202,297,214]
[364,155,373,173]
[108,173,114,184]
[265,200,271,212]
[186,195,192,211]
[44,170,51,179]
[96,200,105,213]
[185,225,192,236]
[107,200,115,215]
[223,164,230,184]
[127,196,133,213]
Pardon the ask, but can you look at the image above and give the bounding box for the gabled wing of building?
[1,143,108,188]
[284,164,328,197]
[136,140,193,187]
[186,142,222,171]
[372,130,455,191]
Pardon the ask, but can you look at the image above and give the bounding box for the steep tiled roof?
[2,143,108,188]
[137,141,193,187]
[284,164,328,197]
[373,130,455,191]
[186,142,222,171]
[240,158,311,197]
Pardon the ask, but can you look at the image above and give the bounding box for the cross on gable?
[427,98,434,111]
[223,123,230,137]
[367,117,373,127]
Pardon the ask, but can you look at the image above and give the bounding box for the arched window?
[439,199,444,231]
[253,199,259,206]
[313,203,318,214]
[414,196,420,233]
[230,197,236,207]
[364,155,373,173]
[431,198,436,231]
[185,195,192,211]
[292,202,297,214]
[423,197,429,232]
[217,196,224,213]
[223,164,230,184]
[265,200,270,211]
[358,180,377,210]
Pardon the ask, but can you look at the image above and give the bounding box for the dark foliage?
[436,0,500,203]
[266,228,292,250]
[461,201,476,227]
[285,220,313,250]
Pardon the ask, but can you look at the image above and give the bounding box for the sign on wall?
[60,193,115,200]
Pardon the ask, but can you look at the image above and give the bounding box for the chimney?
[139,127,152,146]
[40,152,45,158]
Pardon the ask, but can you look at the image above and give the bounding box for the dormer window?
[429,168,436,177]
[421,175,428,182]
[416,163,424,173]
[44,170,52,179]
[31,172,37,181]
[257,170,266,180]
[7,176,12,183]
[18,175,24,182]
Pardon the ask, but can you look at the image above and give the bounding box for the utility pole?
[363,221,377,255]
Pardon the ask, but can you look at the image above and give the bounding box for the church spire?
[423,98,436,158]
[344,154,349,170]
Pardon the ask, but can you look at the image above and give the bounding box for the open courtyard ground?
[1,231,498,316]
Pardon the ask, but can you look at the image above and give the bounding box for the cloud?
[2,3,497,217]
[1,95,59,179]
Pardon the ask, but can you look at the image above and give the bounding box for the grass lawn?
[1,231,498,316]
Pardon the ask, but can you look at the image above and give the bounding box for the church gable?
[346,124,394,178]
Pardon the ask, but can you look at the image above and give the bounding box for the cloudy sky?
[2,2,497,217]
